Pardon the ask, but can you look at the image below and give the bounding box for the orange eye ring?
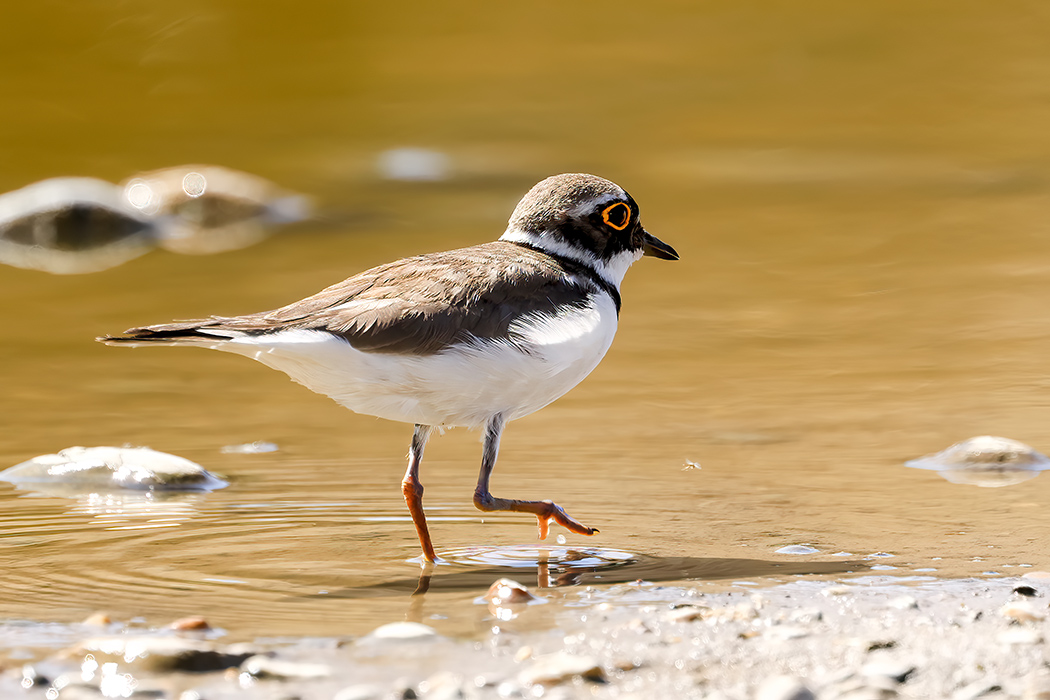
[601,202,631,231]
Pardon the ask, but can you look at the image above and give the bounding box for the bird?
[99,173,679,563]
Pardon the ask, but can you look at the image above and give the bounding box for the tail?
[98,318,242,348]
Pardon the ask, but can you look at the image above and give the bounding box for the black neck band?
[510,240,622,314]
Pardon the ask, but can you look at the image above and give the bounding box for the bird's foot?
[536,500,599,540]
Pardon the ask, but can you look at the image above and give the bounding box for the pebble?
[823,585,853,597]
[122,165,310,255]
[889,595,919,610]
[169,616,211,632]
[220,441,279,454]
[775,545,820,555]
[82,612,112,627]
[861,658,916,684]
[1022,571,1050,580]
[518,653,605,686]
[484,578,536,605]
[665,606,709,623]
[69,635,255,672]
[0,446,227,492]
[906,436,1050,487]
[0,177,156,274]
[1001,601,1046,623]
[755,675,816,700]
[952,679,1003,700]
[363,621,439,642]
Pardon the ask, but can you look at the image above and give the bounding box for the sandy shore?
[5,573,1050,699]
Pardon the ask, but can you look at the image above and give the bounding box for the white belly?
[206,295,619,429]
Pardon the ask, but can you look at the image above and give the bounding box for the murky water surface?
[3,2,1050,643]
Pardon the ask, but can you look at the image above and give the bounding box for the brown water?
[3,1,1050,642]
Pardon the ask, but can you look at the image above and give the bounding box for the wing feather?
[102,242,594,355]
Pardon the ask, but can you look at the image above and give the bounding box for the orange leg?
[472,414,599,539]
[402,424,437,563]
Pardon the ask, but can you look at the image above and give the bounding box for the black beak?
[642,231,679,260]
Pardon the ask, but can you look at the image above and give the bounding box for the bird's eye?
[601,202,631,231]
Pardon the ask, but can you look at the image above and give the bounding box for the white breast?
[202,291,619,429]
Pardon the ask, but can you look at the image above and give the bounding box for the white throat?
[499,228,642,288]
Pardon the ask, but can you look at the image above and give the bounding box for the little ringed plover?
[100,173,679,562]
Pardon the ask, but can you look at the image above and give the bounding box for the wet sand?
[5,572,1050,699]
[5,2,1050,696]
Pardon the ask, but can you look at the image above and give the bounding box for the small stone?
[775,545,820,555]
[823,585,852,597]
[865,640,898,652]
[69,636,254,672]
[365,622,438,641]
[755,675,816,700]
[220,441,279,454]
[484,578,536,605]
[0,446,227,491]
[170,616,211,631]
[1014,585,1040,597]
[952,680,1003,700]
[241,654,332,680]
[889,595,919,610]
[861,658,916,684]
[906,436,1050,487]
[1001,601,1046,623]
[518,653,605,686]
[82,612,112,626]
[666,606,709,623]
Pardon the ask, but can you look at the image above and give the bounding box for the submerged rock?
[905,436,1050,487]
[0,446,227,492]
[122,165,309,255]
[0,177,155,274]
